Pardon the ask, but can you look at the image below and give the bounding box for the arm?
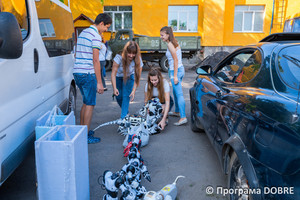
[111,61,120,96]
[167,42,179,84]
[93,48,104,94]
[158,92,170,130]
[129,64,143,101]
[144,91,148,105]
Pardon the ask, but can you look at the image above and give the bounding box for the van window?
[283,19,293,32]
[277,46,300,89]
[35,0,74,57]
[293,18,300,32]
[0,1,29,40]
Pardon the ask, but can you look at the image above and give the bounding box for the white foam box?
[35,111,75,140]
[35,125,89,200]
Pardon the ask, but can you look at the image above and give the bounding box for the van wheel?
[105,60,112,71]
[159,56,169,72]
[67,85,76,115]
[228,152,252,200]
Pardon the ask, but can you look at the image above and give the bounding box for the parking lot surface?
[0,68,227,200]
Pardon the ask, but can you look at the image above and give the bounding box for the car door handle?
[34,48,39,73]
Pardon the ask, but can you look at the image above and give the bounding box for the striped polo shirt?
[73,25,102,74]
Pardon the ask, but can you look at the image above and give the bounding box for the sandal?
[174,118,188,126]
[168,112,180,117]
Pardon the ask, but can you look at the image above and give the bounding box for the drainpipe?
[270,0,275,34]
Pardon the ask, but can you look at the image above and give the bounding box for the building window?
[234,5,264,32]
[168,6,198,32]
[39,19,56,38]
[104,6,132,31]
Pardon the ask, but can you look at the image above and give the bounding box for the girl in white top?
[144,68,171,130]
[160,26,187,126]
[111,41,143,119]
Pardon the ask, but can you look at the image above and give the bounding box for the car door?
[200,48,262,157]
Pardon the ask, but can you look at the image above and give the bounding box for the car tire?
[190,98,204,132]
[159,55,169,72]
[105,60,112,71]
[228,152,252,200]
[67,85,76,115]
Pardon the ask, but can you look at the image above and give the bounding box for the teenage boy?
[73,13,112,144]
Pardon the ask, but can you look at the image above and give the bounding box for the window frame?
[233,5,265,33]
[168,5,198,33]
[104,6,132,32]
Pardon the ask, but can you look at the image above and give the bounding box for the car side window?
[215,52,253,83]
[0,1,29,40]
[277,46,300,89]
[235,50,262,83]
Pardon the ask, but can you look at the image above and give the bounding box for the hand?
[113,88,119,96]
[174,76,179,85]
[97,83,104,94]
[129,90,135,102]
[158,119,166,130]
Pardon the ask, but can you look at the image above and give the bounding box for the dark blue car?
[189,33,300,200]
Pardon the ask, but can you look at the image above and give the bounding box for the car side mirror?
[196,65,212,75]
[0,12,23,59]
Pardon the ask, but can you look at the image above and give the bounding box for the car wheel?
[105,60,112,71]
[190,98,204,132]
[228,152,252,200]
[159,55,169,72]
[67,85,76,115]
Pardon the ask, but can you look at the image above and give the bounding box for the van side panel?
[0,0,75,185]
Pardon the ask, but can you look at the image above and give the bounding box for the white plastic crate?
[35,106,75,140]
[35,125,89,200]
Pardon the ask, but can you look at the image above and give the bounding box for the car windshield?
[277,45,300,89]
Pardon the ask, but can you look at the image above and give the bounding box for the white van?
[0,0,76,186]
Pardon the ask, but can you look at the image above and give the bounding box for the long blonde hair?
[121,41,141,85]
[146,68,165,103]
[160,26,179,48]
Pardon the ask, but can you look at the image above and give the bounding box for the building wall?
[70,0,300,52]
[103,0,203,37]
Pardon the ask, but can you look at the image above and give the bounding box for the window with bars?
[234,5,264,32]
[168,6,198,32]
[104,6,132,31]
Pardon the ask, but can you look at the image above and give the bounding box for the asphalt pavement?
[0,65,227,200]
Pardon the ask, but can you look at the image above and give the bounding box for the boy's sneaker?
[88,130,100,144]
[88,130,95,136]
[88,135,101,144]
